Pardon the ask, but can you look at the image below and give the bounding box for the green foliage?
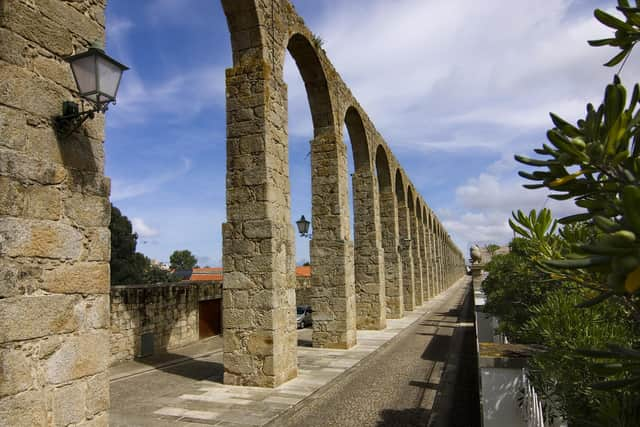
[110,204,176,285]
[522,291,639,425]
[110,205,145,285]
[481,241,566,342]
[485,243,500,256]
[589,1,640,67]
[514,74,640,298]
[170,249,198,270]
[311,33,324,49]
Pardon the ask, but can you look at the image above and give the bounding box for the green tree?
[485,243,501,256]
[170,249,198,270]
[110,204,175,285]
[110,204,147,285]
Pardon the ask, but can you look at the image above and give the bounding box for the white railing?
[521,369,545,427]
[520,369,567,427]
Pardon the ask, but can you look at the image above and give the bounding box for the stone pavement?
[109,279,466,426]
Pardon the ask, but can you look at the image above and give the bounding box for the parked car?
[296,305,312,329]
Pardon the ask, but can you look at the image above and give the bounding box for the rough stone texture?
[221,0,466,387]
[0,0,110,424]
[352,169,386,330]
[398,195,415,312]
[378,190,403,319]
[410,204,424,307]
[110,281,222,365]
[295,275,313,307]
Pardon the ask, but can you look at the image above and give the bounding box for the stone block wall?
[110,281,222,365]
[295,275,313,307]
[0,1,111,425]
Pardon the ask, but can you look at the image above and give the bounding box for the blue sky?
[104,0,636,266]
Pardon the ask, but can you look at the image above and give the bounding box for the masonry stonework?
[0,0,111,424]
[110,281,222,365]
[1,5,468,420]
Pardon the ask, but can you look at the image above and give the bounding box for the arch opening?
[287,33,334,136]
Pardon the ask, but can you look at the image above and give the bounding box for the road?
[271,279,480,427]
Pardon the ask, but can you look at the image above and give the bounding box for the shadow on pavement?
[376,408,432,427]
[141,354,224,382]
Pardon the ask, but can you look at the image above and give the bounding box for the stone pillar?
[222,59,298,386]
[426,213,436,299]
[352,169,386,330]
[379,190,403,319]
[0,1,111,425]
[435,226,442,294]
[420,220,431,302]
[310,132,357,349]
[410,212,424,306]
[440,230,446,290]
[398,200,415,311]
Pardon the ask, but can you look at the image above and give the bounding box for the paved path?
[272,278,479,427]
[109,277,473,426]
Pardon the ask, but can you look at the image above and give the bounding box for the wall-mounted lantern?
[55,42,129,134]
[296,215,312,239]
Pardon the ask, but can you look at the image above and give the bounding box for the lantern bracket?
[54,100,111,136]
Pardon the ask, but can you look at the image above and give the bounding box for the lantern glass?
[67,47,128,107]
[96,54,124,99]
[70,55,97,98]
[296,215,310,235]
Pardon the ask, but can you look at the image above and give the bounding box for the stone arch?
[395,169,405,203]
[422,205,434,299]
[375,145,392,192]
[345,107,371,171]
[287,33,335,135]
[221,0,263,66]
[220,0,467,387]
[394,171,413,312]
[344,106,385,330]
[407,187,423,306]
[376,146,403,318]
[284,39,356,350]
[401,184,416,310]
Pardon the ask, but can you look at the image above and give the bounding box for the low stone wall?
[110,281,222,365]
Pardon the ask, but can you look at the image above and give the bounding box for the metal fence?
[520,369,567,427]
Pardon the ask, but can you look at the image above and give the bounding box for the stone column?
[0,1,111,424]
[420,220,431,302]
[440,230,446,291]
[352,169,386,330]
[410,212,424,306]
[434,226,442,294]
[426,213,436,299]
[398,200,415,311]
[379,190,403,319]
[310,132,357,349]
[223,59,298,386]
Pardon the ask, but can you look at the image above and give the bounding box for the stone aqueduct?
[0,0,464,424]
[221,0,465,387]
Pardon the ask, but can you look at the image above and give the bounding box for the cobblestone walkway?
[109,279,466,426]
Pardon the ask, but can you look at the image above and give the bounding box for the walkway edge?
[265,276,470,427]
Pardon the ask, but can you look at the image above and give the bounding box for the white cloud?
[446,172,583,249]
[108,64,225,126]
[284,1,635,155]
[131,217,160,238]
[111,157,192,201]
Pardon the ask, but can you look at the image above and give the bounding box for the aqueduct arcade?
[0,0,465,423]
[220,0,465,387]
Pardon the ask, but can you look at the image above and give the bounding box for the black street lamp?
[55,42,129,134]
[296,215,311,239]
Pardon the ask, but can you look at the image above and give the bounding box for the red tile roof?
[296,265,311,278]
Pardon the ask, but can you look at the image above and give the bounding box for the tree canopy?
[110,204,176,285]
[170,249,198,270]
